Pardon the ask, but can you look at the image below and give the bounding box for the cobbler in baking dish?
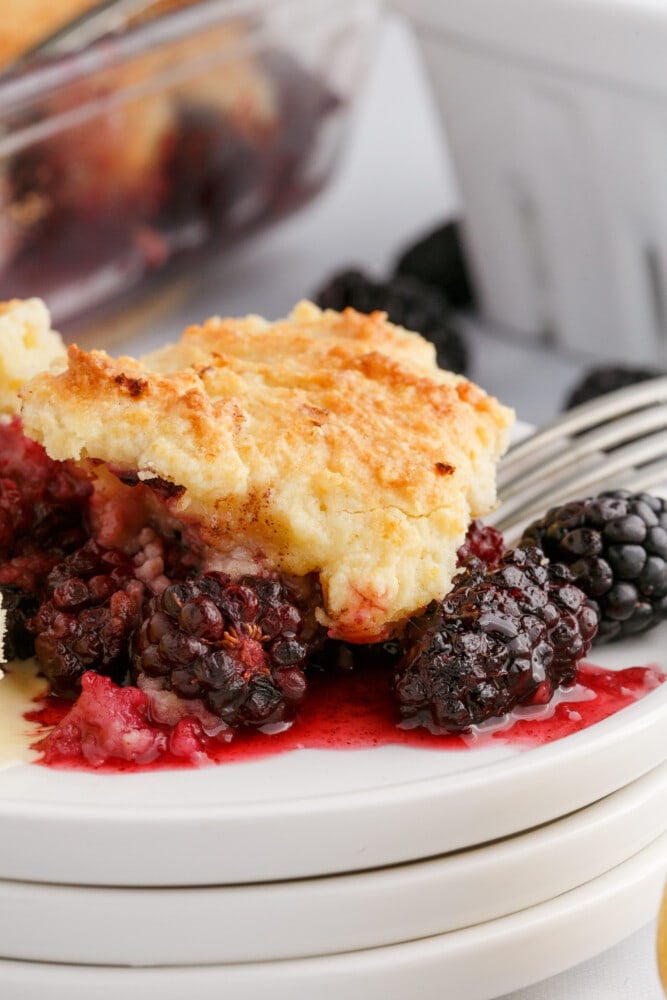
[0,4,341,320]
[3,296,659,770]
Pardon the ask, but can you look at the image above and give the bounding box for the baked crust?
[21,301,514,641]
[0,1,100,67]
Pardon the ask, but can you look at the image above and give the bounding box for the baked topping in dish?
[21,300,514,642]
[0,5,351,326]
[0,0,100,68]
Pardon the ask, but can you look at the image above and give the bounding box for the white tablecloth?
[113,12,664,998]
[499,923,661,999]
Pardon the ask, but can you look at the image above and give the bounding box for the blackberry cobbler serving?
[0,297,663,769]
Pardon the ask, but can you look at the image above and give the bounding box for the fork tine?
[493,453,667,539]
[498,375,667,488]
[491,430,667,533]
[499,401,667,500]
[493,456,667,536]
[617,456,667,495]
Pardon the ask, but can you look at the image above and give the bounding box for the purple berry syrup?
[26,659,664,772]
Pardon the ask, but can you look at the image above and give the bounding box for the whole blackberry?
[394,547,597,732]
[314,269,468,373]
[394,220,476,309]
[564,365,663,410]
[31,540,145,696]
[133,573,318,727]
[520,490,667,642]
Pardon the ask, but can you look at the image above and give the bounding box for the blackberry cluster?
[31,540,145,695]
[314,269,468,374]
[0,418,94,662]
[563,365,663,410]
[394,220,476,310]
[132,573,319,727]
[394,547,598,732]
[520,490,667,642]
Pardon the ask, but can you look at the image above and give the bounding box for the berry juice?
[20,658,664,772]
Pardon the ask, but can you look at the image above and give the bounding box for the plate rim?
[0,762,664,964]
[0,833,664,1000]
[0,676,664,884]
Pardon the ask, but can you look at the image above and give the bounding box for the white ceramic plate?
[1,834,665,1000]
[0,624,665,886]
[1,763,665,965]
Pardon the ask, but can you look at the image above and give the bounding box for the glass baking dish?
[0,0,379,326]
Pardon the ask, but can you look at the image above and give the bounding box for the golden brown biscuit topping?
[21,301,514,641]
[0,298,65,416]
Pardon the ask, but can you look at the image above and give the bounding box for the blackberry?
[564,365,663,410]
[314,268,468,373]
[394,547,597,732]
[0,584,39,661]
[132,573,319,727]
[457,520,505,566]
[520,490,667,642]
[0,549,62,598]
[31,540,145,696]
[394,220,476,309]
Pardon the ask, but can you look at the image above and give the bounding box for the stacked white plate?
[1,626,666,1000]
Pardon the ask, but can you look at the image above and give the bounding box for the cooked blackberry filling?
[0,419,653,767]
[0,416,92,618]
[31,540,146,696]
[0,417,91,561]
[133,572,324,727]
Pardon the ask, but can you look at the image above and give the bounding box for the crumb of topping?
[0,299,66,416]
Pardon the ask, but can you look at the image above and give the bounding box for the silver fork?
[488,375,667,537]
